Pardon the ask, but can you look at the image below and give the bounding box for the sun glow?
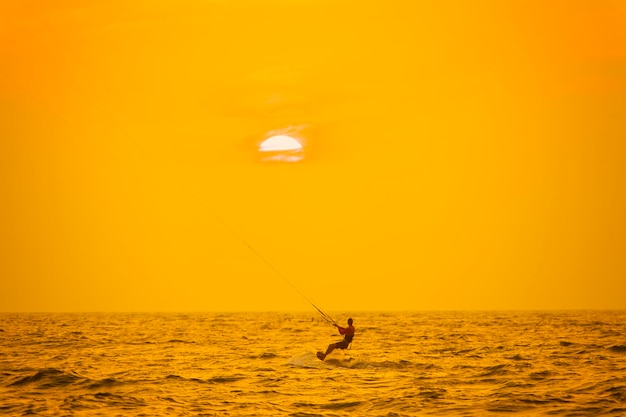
[259,134,304,162]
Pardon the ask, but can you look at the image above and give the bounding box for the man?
[317,318,355,360]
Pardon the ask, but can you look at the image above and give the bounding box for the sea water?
[1,311,625,416]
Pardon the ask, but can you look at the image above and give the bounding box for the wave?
[247,352,278,359]
[165,374,204,384]
[363,359,433,371]
[320,400,364,410]
[478,364,511,378]
[7,368,84,389]
[6,368,128,392]
[609,345,626,353]
[207,375,246,383]
[505,354,527,361]
[86,377,123,390]
[293,400,364,412]
[529,370,554,380]
[252,367,276,372]
[602,384,626,401]
[323,355,362,369]
[61,392,147,411]
[165,374,245,384]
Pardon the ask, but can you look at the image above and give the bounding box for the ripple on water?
[1,311,626,416]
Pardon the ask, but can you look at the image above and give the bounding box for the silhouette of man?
[318,318,355,360]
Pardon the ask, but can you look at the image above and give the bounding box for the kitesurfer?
[318,318,354,360]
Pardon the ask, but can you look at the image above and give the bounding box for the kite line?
[94,101,335,325]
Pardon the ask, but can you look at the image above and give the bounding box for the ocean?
[1,311,625,416]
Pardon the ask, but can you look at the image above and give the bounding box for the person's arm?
[336,325,347,335]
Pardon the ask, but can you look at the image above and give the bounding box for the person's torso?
[344,325,355,342]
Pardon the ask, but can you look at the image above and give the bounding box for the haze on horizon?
[1,0,625,313]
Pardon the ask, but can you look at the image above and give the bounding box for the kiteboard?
[315,349,359,367]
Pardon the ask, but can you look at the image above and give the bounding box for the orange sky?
[1,1,625,312]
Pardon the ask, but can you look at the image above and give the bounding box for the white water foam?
[287,346,362,369]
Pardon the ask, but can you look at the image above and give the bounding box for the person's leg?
[322,341,349,359]
[323,342,339,358]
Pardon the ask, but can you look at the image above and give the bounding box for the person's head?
[347,318,353,326]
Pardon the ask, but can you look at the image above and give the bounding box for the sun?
[258,134,304,162]
[259,135,303,152]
